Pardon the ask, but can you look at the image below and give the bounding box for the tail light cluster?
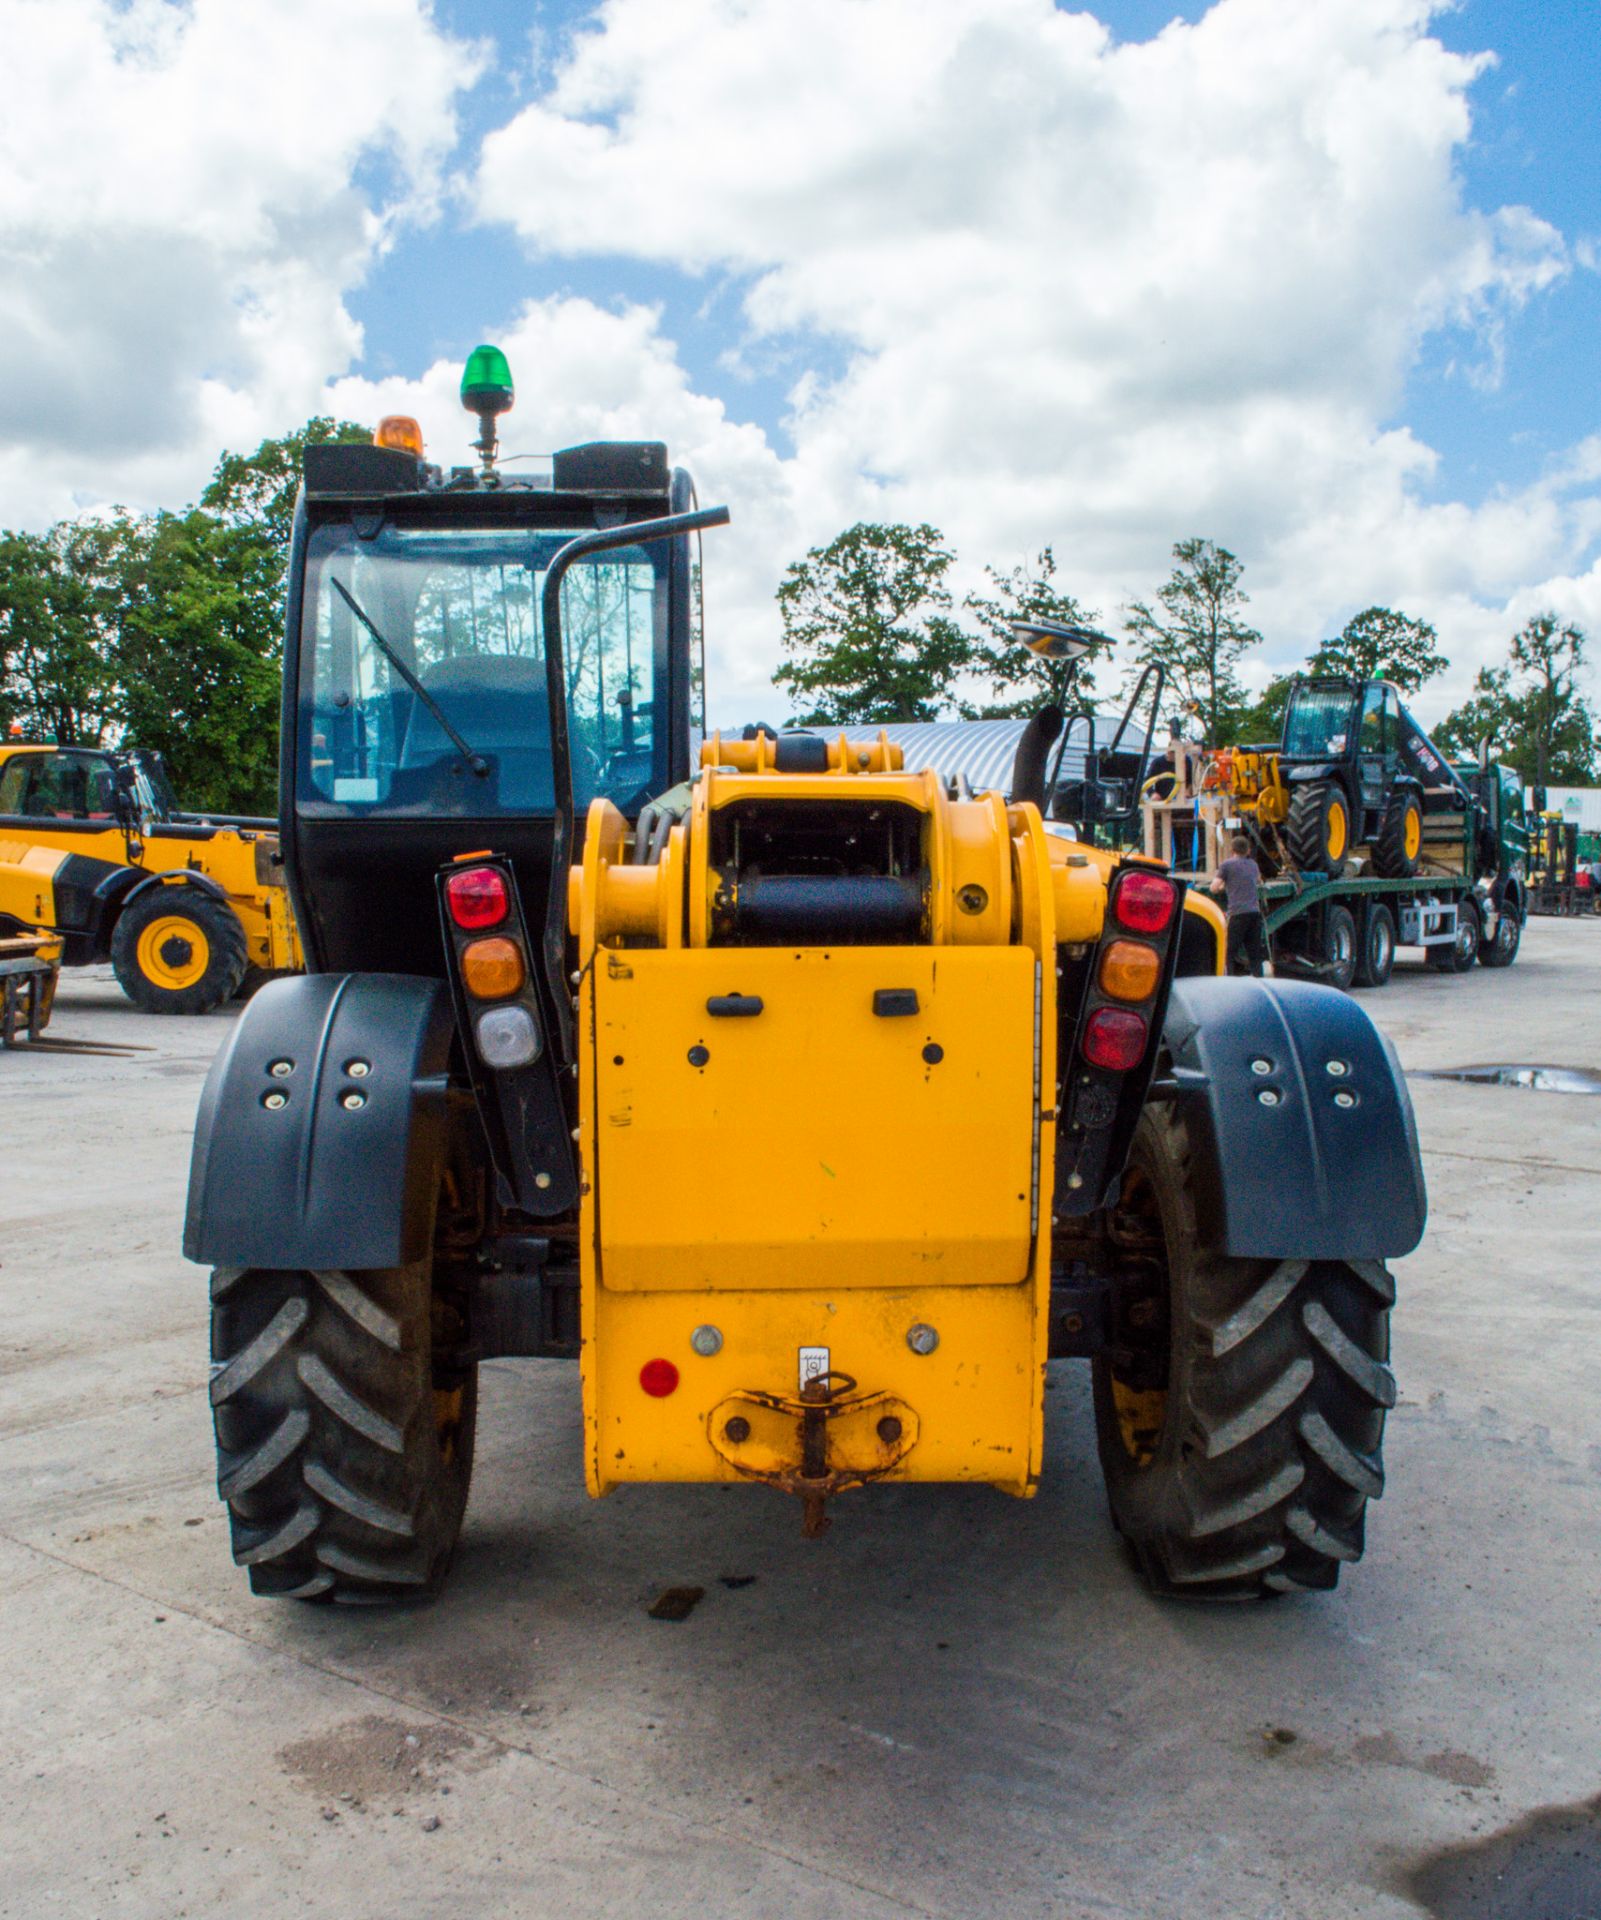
[1080,867,1178,1069]
[1058,862,1184,1219]
[442,856,544,1069]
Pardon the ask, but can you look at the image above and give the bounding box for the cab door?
[1356,686,1389,829]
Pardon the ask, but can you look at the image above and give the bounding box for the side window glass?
[28,756,88,817]
[0,759,29,814]
[1360,688,1385,753]
[83,760,117,817]
[562,553,657,805]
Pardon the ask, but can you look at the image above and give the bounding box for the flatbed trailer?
[1250,866,1507,988]
[1157,765,1525,988]
[1141,681,1531,990]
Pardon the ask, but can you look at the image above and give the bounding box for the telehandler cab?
[187,351,1424,1605]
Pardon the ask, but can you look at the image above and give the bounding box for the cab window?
[0,752,116,819]
[25,755,89,817]
[298,524,667,818]
[1359,686,1386,754]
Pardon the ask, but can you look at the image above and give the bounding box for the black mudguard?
[122,867,229,907]
[1161,977,1425,1260]
[184,973,456,1270]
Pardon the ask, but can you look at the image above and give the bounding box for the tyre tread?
[1093,1104,1394,1600]
[209,1265,475,1604]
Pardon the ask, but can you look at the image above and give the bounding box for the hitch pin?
[797,1371,856,1540]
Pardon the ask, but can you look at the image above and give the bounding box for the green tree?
[1232,673,1296,746]
[110,510,285,811]
[1435,614,1595,786]
[964,548,1103,715]
[774,522,973,724]
[1123,538,1260,746]
[1508,613,1594,787]
[0,523,122,744]
[1308,605,1446,694]
[202,416,369,555]
[1,419,371,809]
[1433,665,1514,763]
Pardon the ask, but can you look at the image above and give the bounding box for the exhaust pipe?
[1010,704,1065,811]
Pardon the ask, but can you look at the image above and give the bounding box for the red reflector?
[639,1358,680,1398]
[1083,1006,1149,1072]
[1114,869,1177,935]
[447,865,509,930]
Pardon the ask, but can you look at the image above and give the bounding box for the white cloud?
[2,0,1596,734]
[0,0,482,523]
[474,0,1596,722]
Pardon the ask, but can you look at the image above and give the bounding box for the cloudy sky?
[3,0,1597,725]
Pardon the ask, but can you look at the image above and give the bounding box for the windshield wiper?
[331,578,489,778]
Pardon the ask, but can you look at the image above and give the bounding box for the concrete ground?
[3,923,1599,1920]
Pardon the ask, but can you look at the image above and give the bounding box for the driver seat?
[397,654,555,806]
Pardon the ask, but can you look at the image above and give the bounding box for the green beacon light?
[461,343,515,471]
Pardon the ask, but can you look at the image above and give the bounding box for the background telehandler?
[186,351,1424,1606]
[0,739,302,1013]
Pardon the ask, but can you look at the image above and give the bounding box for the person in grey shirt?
[1210,833,1267,976]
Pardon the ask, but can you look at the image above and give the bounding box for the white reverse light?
[476,1004,541,1069]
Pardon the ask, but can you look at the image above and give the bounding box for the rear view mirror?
[1011,619,1110,662]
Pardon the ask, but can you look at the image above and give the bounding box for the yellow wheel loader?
[184,355,1424,1606]
[0,742,302,1014]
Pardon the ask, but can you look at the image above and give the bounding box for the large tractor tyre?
[112,888,248,1015]
[1479,904,1522,969]
[1352,903,1395,990]
[1371,790,1424,879]
[1322,902,1358,992]
[1427,894,1481,974]
[1092,1105,1395,1600]
[209,1262,477,1603]
[1285,783,1350,880]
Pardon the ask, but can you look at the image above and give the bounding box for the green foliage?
[1435,613,1596,786]
[202,417,368,555]
[1308,606,1446,694]
[1232,673,1296,747]
[1123,538,1261,746]
[113,509,286,811]
[774,522,972,724]
[964,548,1103,715]
[0,520,127,746]
[0,420,368,811]
[1433,666,1512,763]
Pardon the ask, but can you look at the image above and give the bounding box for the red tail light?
[639,1358,680,1397]
[1114,869,1178,935]
[447,864,509,930]
[1083,1006,1149,1071]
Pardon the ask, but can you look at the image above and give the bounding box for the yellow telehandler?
[0,741,301,1013]
[185,354,1422,1606]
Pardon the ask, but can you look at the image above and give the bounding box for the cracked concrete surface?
[2,927,1598,1919]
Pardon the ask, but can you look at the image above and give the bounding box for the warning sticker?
[798,1346,830,1392]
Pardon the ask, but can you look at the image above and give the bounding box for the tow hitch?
[708,1371,920,1537]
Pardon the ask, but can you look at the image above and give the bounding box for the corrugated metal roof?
[846,714,1127,797]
